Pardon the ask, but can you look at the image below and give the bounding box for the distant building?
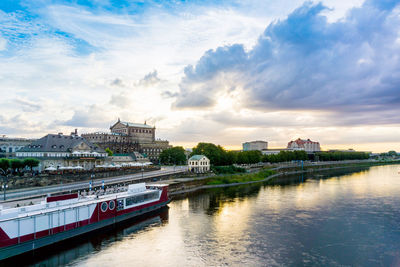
[82,118,171,162]
[243,141,268,151]
[287,138,321,152]
[16,132,107,171]
[261,149,290,155]
[107,152,149,165]
[0,136,35,158]
[188,155,210,173]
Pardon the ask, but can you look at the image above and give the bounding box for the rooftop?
[189,155,208,161]
[18,134,105,153]
[120,121,154,129]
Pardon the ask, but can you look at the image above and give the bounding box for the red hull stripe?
[47,193,78,202]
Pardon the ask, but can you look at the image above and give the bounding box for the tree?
[10,159,24,174]
[191,143,229,166]
[0,158,10,173]
[160,146,187,165]
[23,158,40,171]
[105,148,113,156]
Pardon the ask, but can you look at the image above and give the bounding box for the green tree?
[105,148,113,156]
[315,151,370,161]
[191,143,229,166]
[23,158,40,171]
[0,158,10,173]
[159,146,187,165]
[10,159,24,174]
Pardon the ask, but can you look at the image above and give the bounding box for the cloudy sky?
[0,0,399,152]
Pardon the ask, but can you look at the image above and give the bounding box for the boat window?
[109,200,115,210]
[101,202,108,212]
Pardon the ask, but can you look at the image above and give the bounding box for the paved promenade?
[0,166,187,203]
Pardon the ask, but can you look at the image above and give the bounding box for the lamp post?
[141,163,144,179]
[90,172,95,192]
[0,169,8,201]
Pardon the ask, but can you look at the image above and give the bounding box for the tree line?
[315,151,370,161]
[159,142,371,166]
[0,158,40,175]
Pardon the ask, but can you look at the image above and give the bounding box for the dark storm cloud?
[174,0,400,113]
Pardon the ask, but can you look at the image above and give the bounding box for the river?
[6,164,400,266]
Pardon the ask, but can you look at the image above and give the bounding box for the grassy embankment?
[204,160,400,186]
[206,169,276,185]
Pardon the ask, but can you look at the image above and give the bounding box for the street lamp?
[0,168,8,201]
[90,172,95,192]
[141,163,144,179]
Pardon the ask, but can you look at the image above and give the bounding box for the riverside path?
[0,166,187,203]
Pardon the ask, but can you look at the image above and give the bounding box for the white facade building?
[16,133,107,171]
[242,141,268,151]
[0,136,35,156]
[188,155,210,173]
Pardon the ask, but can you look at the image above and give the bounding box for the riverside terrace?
[0,163,159,191]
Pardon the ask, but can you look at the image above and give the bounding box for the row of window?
[189,161,209,166]
[17,152,44,157]
[125,192,159,207]
[143,148,162,153]
[129,129,152,134]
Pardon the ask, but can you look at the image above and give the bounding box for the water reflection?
[4,164,400,266]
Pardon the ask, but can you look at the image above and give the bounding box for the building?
[261,149,290,155]
[0,136,35,158]
[140,140,171,162]
[106,152,150,165]
[243,141,268,151]
[82,119,171,163]
[287,138,321,152]
[16,132,107,171]
[188,155,210,173]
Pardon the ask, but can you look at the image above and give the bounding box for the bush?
[211,165,246,174]
[0,158,10,172]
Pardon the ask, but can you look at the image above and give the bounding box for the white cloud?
[1,0,396,152]
[0,36,6,51]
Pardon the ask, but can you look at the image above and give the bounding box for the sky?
[0,0,399,152]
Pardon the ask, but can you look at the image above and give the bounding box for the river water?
[8,164,400,266]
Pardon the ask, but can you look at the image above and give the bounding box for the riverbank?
[165,160,400,198]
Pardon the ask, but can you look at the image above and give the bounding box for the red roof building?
[287,138,321,152]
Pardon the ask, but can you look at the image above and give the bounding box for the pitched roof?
[189,155,208,161]
[120,121,153,129]
[18,134,105,153]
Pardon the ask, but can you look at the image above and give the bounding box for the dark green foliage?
[315,151,370,161]
[206,169,276,185]
[23,158,40,170]
[191,143,264,166]
[262,150,308,163]
[160,146,187,165]
[235,150,262,164]
[0,158,10,172]
[105,148,113,156]
[10,159,24,173]
[211,165,246,174]
[191,143,233,166]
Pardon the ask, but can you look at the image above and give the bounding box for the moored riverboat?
[0,183,169,260]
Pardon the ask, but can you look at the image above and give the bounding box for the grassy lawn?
[206,169,276,185]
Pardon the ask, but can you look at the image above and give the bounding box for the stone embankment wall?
[5,167,160,190]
